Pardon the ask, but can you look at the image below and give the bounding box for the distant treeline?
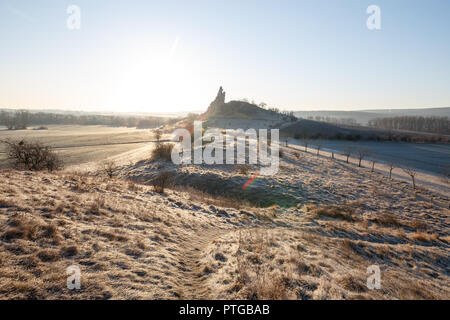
[0,110,172,130]
[368,116,450,135]
[304,116,359,126]
[293,131,449,143]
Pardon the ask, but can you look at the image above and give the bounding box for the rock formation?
[199,87,226,120]
[209,86,226,109]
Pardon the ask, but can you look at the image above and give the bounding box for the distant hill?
[206,100,286,121]
[280,118,358,138]
[363,107,450,117]
[198,87,292,129]
[293,107,450,125]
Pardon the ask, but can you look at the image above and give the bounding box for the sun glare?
[106,37,200,113]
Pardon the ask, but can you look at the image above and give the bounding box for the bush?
[1,139,63,172]
[100,160,117,178]
[151,143,174,161]
[151,171,173,193]
[237,165,250,175]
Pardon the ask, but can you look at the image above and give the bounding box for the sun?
[106,38,202,113]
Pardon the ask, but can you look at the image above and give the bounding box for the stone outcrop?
[199,87,226,120]
[209,86,226,109]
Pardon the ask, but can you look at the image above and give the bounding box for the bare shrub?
[388,162,395,180]
[1,139,63,171]
[316,144,322,156]
[154,129,162,142]
[403,166,417,189]
[237,164,250,175]
[100,160,117,178]
[343,147,353,163]
[151,143,174,161]
[151,171,173,193]
[303,137,309,152]
[356,148,370,167]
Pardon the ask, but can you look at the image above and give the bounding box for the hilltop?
[199,87,293,129]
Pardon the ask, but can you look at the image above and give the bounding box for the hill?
[199,87,292,129]
[293,107,450,125]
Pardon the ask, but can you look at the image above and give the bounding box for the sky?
[0,0,449,113]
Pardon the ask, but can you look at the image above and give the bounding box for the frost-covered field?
[288,139,450,176]
[0,125,156,168]
[1,140,448,299]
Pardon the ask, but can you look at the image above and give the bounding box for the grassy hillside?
[1,143,448,299]
[207,101,286,121]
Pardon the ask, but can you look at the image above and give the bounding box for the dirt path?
[174,228,231,299]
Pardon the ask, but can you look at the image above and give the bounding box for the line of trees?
[0,110,169,130]
[0,110,29,130]
[368,116,450,135]
[306,116,359,126]
[299,142,433,189]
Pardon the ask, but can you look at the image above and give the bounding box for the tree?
[356,148,370,167]
[369,116,450,135]
[403,166,417,189]
[154,129,162,142]
[371,160,376,173]
[388,162,395,180]
[1,139,63,171]
[15,111,30,130]
[343,147,353,163]
[258,102,267,109]
[303,136,309,152]
[316,144,322,156]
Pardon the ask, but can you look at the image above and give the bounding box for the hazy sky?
[1,0,449,113]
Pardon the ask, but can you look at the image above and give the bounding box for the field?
[0,123,449,300]
[0,126,157,169]
[0,140,449,299]
[290,139,450,176]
